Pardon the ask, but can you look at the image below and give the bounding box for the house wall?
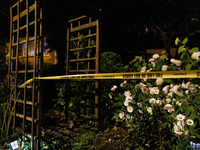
[5,41,58,67]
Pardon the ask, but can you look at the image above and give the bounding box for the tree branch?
[188,30,200,36]
[0,9,9,18]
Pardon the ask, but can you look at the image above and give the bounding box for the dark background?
[1,0,200,68]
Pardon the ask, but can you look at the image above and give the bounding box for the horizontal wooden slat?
[11,70,36,74]
[68,15,87,23]
[12,37,34,46]
[70,33,96,41]
[69,57,96,62]
[12,54,38,60]
[70,21,97,32]
[13,4,35,22]
[12,3,18,8]
[16,113,37,123]
[29,20,35,26]
[16,99,38,106]
[18,70,34,73]
[70,45,96,51]
[19,37,35,44]
[69,69,95,73]
[12,0,23,8]
[17,85,32,89]
[20,24,27,30]
[13,29,18,33]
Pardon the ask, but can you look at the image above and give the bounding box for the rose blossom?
[153,54,159,59]
[162,65,168,71]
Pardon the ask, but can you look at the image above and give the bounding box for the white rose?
[185,90,189,95]
[162,85,169,94]
[185,82,190,89]
[170,59,176,64]
[162,65,168,71]
[167,92,173,97]
[181,82,187,89]
[189,84,195,91]
[176,101,182,107]
[141,66,147,71]
[166,98,171,103]
[174,60,181,66]
[143,78,147,82]
[120,83,124,87]
[153,54,159,59]
[173,124,183,135]
[149,87,155,95]
[191,52,199,60]
[163,104,174,113]
[156,78,163,86]
[175,91,183,97]
[156,100,162,106]
[140,70,146,72]
[123,80,127,84]
[149,58,154,62]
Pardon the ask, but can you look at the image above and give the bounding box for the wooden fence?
[8,0,43,149]
[66,15,99,122]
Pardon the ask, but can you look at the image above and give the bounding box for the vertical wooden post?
[65,28,70,121]
[8,6,12,95]
[23,0,29,144]
[36,5,43,149]
[31,1,37,149]
[95,19,99,120]
[13,0,20,132]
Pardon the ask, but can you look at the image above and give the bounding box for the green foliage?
[71,126,98,150]
[100,51,124,73]
[53,83,66,107]
[53,51,125,129]
[99,51,126,128]
[111,37,200,149]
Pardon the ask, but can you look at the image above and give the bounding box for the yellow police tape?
[20,70,200,87]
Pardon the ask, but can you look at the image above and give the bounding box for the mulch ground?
[41,109,131,150]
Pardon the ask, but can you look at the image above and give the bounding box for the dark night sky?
[1,0,200,64]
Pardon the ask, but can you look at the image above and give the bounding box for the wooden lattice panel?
[8,0,43,149]
[66,15,99,121]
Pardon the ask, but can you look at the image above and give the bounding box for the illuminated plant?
[111,38,200,149]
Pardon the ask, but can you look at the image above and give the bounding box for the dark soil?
[41,109,132,150]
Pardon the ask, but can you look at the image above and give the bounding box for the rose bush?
[111,38,200,149]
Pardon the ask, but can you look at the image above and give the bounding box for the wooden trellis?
[8,0,43,149]
[66,15,99,122]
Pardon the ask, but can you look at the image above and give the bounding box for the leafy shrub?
[71,125,98,150]
[53,51,126,129]
[111,38,200,149]
[99,51,126,128]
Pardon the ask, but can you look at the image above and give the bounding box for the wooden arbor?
[66,16,99,122]
[8,0,43,149]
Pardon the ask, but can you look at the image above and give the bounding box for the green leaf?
[195,133,200,139]
[188,128,194,135]
[189,112,196,120]
[180,53,185,60]
[182,37,188,44]
[178,45,185,53]
[185,64,192,70]
[60,100,65,105]
[189,47,199,54]
[185,109,191,117]
[69,103,73,107]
